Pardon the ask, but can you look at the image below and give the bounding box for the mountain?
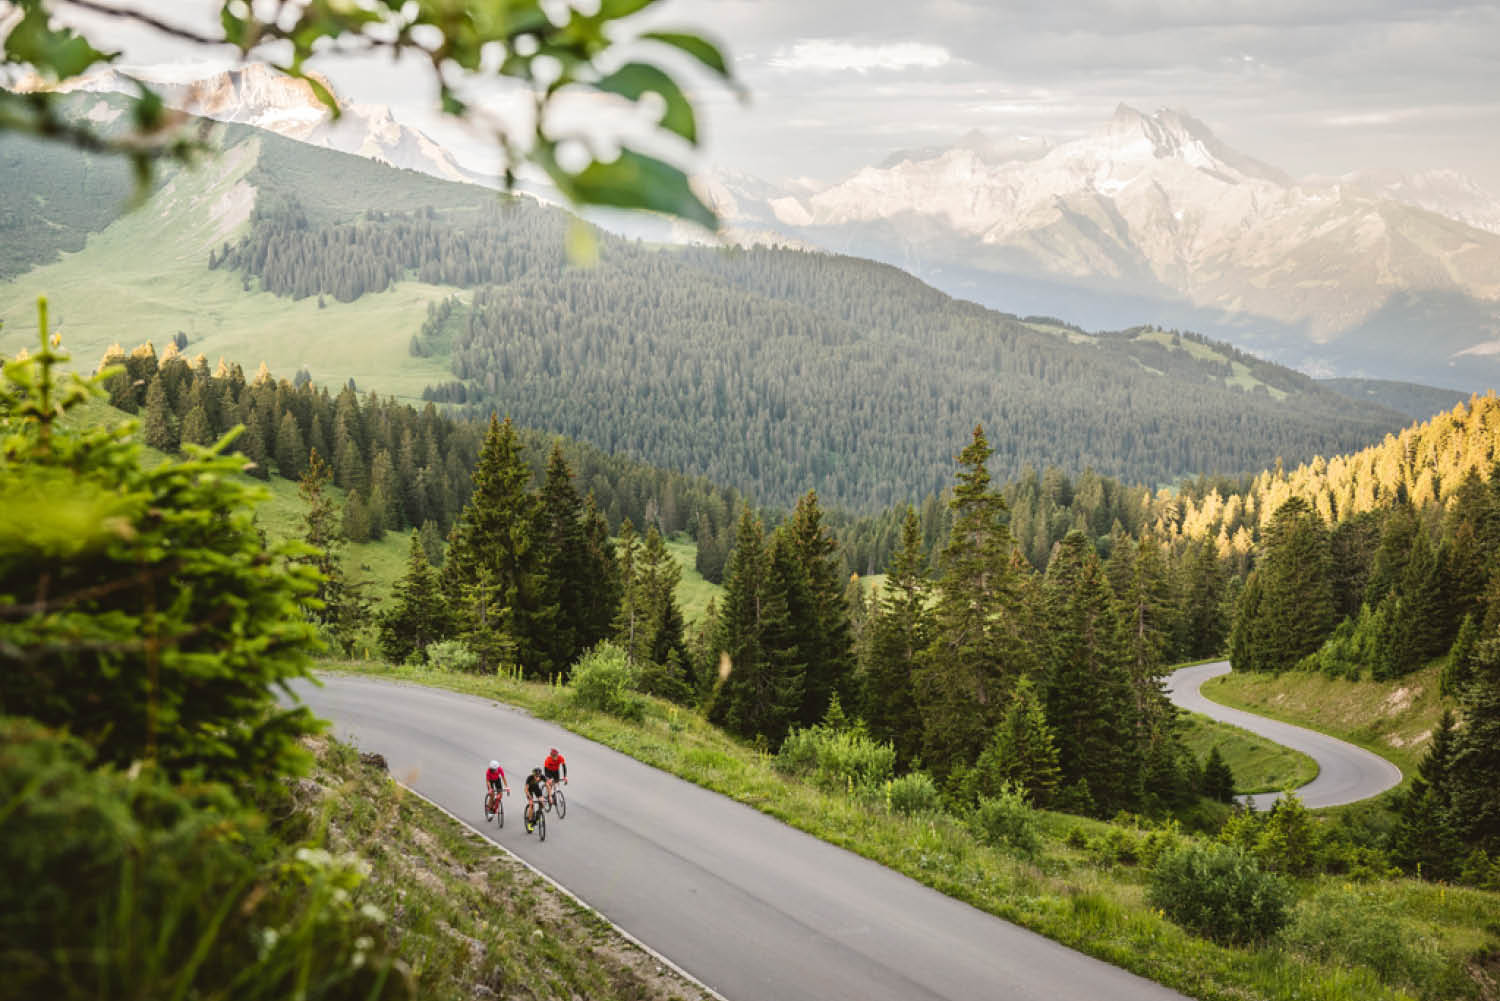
[33,63,492,187]
[1318,378,1472,422]
[714,106,1500,392]
[0,106,1414,511]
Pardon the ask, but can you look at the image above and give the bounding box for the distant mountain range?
[25,65,1500,391]
[707,107,1500,392]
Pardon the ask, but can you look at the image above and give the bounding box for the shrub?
[425,639,478,673]
[569,643,645,721]
[1148,842,1292,944]
[970,784,1042,858]
[1285,886,1447,988]
[0,321,320,788]
[776,725,895,793]
[1256,793,1318,875]
[885,772,940,816]
[0,717,408,1001]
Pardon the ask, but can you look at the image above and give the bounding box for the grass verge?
[322,660,1500,1001]
[1177,712,1319,795]
[1200,664,1449,778]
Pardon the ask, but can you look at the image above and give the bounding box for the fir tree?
[1201,746,1236,803]
[298,449,368,655]
[578,492,620,650]
[707,509,803,744]
[915,426,1031,777]
[860,507,931,768]
[378,531,448,663]
[142,374,178,452]
[970,676,1061,807]
[782,490,856,727]
[274,410,306,480]
[1042,530,1140,816]
[181,402,214,448]
[535,442,589,671]
[1447,637,1500,855]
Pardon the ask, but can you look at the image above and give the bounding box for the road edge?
[396,780,729,1001]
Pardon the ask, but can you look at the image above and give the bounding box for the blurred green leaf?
[642,31,739,90]
[595,62,696,143]
[3,2,116,80]
[562,148,716,230]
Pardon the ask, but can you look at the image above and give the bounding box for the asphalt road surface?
[1164,661,1403,809]
[294,675,1190,1001]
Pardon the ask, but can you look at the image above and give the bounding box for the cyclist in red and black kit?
[543,747,567,804]
[485,759,509,798]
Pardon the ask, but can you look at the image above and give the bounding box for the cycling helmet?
[533,767,543,776]
[550,747,558,755]
[489,760,499,770]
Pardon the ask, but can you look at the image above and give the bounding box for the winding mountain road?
[1164,661,1403,809]
[294,675,1189,1001]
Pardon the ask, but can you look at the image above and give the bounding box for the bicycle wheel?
[483,794,496,823]
[496,795,505,828]
[551,789,565,819]
[535,807,546,841]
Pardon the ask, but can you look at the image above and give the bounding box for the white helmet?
[489,760,499,770]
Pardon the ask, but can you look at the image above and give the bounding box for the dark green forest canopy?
[218,189,1406,511]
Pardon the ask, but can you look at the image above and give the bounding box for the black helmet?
[533,767,543,776]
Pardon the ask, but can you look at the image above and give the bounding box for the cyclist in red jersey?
[543,747,567,801]
[485,759,509,799]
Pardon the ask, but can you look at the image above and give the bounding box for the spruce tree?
[860,507,932,768]
[274,410,306,480]
[1447,637,1500,855]
[970,676,1061,807]
[1201,746,1236,803]
[1393,709,1462,879]
[915,426,1031,777]
[181,402,214,448]
[535,442,589,671]
[142,374,178,452]
[707,509,803,744]
[378,531,448,663]
[1042,530,1140,815]
[781,490,855,727]
[298,449,368,655]
[578,492,620,650]
[440,415,550,676]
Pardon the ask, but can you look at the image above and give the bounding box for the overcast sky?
[43,0,1500,191]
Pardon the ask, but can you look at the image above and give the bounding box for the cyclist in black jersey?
[523,768,547,830]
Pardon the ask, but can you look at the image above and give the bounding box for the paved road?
[294,675,1189,1001]
[1164,661,1403,809]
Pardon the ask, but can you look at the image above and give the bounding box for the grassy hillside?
[1201,664,1450,777]
[1177,712,1319,795]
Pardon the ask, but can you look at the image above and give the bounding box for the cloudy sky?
[40,0,1500,191]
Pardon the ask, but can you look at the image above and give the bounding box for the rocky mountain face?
[710,106,1500,390]
[43,63,490,187]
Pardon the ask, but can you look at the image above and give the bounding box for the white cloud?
[768,39,952,73]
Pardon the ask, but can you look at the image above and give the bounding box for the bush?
[776,725,895,793]
[1285,886,1447,989]
[0,717,408,1001]
[425,639,478,673]
[1148,842,1292,944]
[569,644,646,721]
[885,772,939,816]
[970,784,1042,858]
[0,324,319,788]
[1089,828,1142,868]
[1256,793,1318,875]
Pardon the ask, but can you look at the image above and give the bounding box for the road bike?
[483,785,505,827]
[524,798,547,841]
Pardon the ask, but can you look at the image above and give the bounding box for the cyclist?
[485,759,509,805]
[543,747,568,804]
[523,767,547,830]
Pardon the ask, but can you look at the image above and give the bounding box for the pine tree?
[1201,745,1236,803]
[535,442,589,672]
[440,415,550,676]
[915,426,1031,777]
[578,492,620,650]
[707,509,803,744]
[274,410,306,480]
[1393,709,1462,879]
[142,374,179,452]
[970,676,1061,806]
[418,518,446,567]
[181,402,214,448]
[298,449,368,655]
[1181,536,1227,658]
[785,489,855,727]
[1042,530,1140,816]
[378,531,448,663]
[1447,637,1500,855]
[860,508,931,768]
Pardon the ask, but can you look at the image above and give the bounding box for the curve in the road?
[1164,661,1403,809]
[295,675,1190,1001]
